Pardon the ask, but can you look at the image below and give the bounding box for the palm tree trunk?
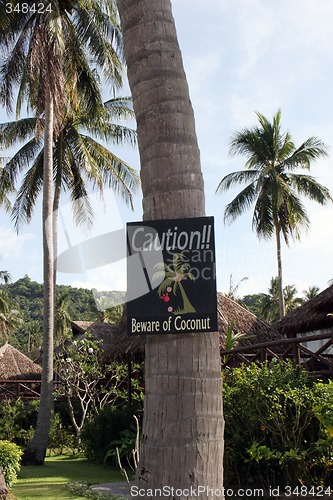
[0,467,8,496]
[23,92,55,465]
[118,0,224,497]
[52,131,63,343]
[275,223,285,319]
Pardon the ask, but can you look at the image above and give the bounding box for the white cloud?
[69,261,127,309]
[0,226,35,260]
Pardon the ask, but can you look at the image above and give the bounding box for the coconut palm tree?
[216,110,332,319]
[303,286,320,301]
[260,277,303,323]
[0,299,22,341]
[25,320,43,352]
[0,288,22,342]
[117,0,224,495]
[55,293,72,344]
[0,96,138,233]
[0,271,11,285]
[0,0,124,464]
[226,273,248,305]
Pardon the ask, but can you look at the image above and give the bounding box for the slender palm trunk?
[274,223,285,319]
[118,0,224,497]
[23,93,55,465]
[52,132,63,343]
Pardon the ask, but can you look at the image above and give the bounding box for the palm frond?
[74,4,123,88]
[216,169,259,193]
[224,182,258,224]
[252,191,274,239]
[11,151,44,230]
[288,173,332,204]
[81,136,140,208]
[152,270,166,282]
[2,138,41,184]
[282,137,328,171]
[0,118,37,148]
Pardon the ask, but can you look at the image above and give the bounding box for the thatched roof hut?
[274,284,333,338]
[216,293,282,346]
[0,343,42,380]
[72,292,282,360]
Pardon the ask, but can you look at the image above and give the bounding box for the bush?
[0,399,39,447]
[0,441,22,487]
[47,412,77,456]
[81,405,139,463]
[223,361,333,489]
[0,399,77,455]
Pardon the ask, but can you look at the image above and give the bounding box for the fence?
[221,330,333,377]
[0,380,61,400]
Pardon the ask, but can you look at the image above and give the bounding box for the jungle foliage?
[223,361,333,489]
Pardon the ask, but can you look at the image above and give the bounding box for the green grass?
[11,455,125,500]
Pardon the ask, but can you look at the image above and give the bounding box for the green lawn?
[11,455,125,500]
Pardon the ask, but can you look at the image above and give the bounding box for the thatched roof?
[72,292,282,360]
[71,320,144,361]
[274,284,333,337]
[0,343,42,380]
[216,293,282,347]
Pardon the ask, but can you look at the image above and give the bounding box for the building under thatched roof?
[72,292,282,361]
[0,343,42,380]
[274,284,333,338]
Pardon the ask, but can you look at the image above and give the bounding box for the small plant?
[104,415,140,485]
[67,481,119,499]
[0,440,23,487]
[81,406,140,463]
[223,322,254,363]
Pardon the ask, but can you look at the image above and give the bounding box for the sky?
[0,0,333,300]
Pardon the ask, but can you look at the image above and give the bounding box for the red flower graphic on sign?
[153,252,196,315]
[160,292,170,303]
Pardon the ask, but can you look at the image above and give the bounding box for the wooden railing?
[221,330,333,377]
[0,380,61,400]
[2,331,333,400]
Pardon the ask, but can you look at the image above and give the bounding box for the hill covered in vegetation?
[1,275,125,351]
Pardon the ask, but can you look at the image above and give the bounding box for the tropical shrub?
[47,412,77,456]
[103,416,140,467]
[81,405,140,463]
[0,399,39,446]
[0,441,22,487]
[223,361,333,488]
[0,399,76,454]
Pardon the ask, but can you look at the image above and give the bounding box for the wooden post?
[260,347,267,362]
[293,342,301,366]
